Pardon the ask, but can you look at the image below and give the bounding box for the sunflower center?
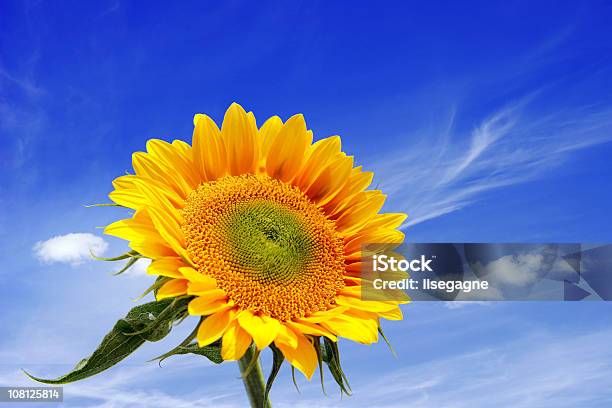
[182,174,346,321]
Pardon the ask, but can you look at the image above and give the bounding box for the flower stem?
[238,346,271,408]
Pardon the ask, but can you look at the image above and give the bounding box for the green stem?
[238,346,271,408]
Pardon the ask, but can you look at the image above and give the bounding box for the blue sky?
[1,1,612,407]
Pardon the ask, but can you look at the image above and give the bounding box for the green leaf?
[112,256,141,276]
[378,327,397,357]
[24,297,190,384]
[313,337,327,395]
[264,344,285,406]
[322,338,351,395]
[150,319,200,364]
[91,250,141,262]
[291,366,301,393]
[168,341,223,364]
[84,203,124,208]
[123,296,191,340]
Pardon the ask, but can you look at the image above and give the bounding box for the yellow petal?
[190,286,226,301]
[146,206,191,264]
[335,191,386,235]
[110,175,184,209]
[338,285,361,296]
[363,213,408,230]
[132,151,189,198]
[197,309,234,347]
[259,116,283,168]
[335,295,399,313]
[298,306,349,323]
[221,103,259,175]
[188,296,232,316]
[324,166,374,216]
[129,240,175,259]
[346,261,367,273]
[112,174,135,190]
[379,307,403,321]
[132,178,183,224]
[171,139,193,159]
[237,311,281,350]
[179,267,217,285]
[344,275,365,284]
[192,113,227,181]
[286,320,337,341]
[108,190,146,210]
[221,320,252,361]
[104,215,156,242]
[274,323,298,348]
[186,280,219,296]
[265,114,312,182]
[305,153,353,205]
[146,139,199,191]
[156,279,188,300]
[109,189,145,209]
[293,136,341,191]
[109,175,145,209]
[104,209,174,259]
[321,312,379,344]
[344,229,405,255]
[193,113,205,126]
[274,330,317,379]
[147,257,187,279]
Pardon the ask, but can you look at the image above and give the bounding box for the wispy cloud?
[371,99,612,226]
[361,330,612,407]
[444,301,491,310]
[0,62,46,187]
[0,67,43,97]
[33,233,109,265]
[0,362,240,408]
[58,364,239,408]
[271,328,612,408]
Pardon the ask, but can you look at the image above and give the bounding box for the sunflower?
[104,103,407,380]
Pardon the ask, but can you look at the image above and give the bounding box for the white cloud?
[476,251,544,287]
[33,233,109,266]
[370,100,612,227]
